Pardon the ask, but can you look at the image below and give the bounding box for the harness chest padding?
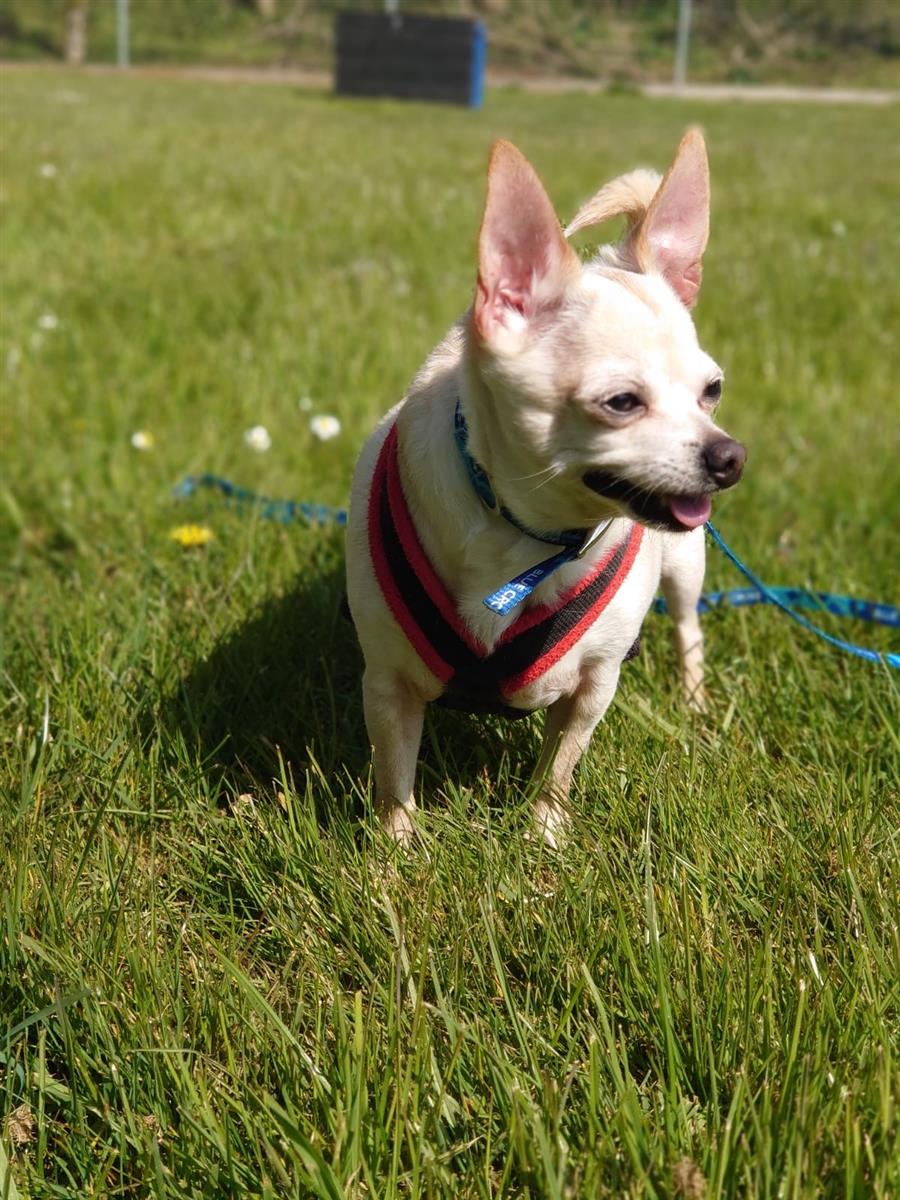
[367,423,644,713]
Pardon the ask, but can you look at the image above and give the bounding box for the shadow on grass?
[155,558,541,820]
[156,561,369,802]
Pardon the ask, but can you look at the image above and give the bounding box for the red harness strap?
[367,424,643,712]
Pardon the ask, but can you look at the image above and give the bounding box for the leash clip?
[575,518,613,559]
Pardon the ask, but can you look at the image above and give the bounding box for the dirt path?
[2,60,896,105]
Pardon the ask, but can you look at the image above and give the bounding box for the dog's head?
[466,131,745,534]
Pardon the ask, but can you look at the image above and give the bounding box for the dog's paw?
[381,803,418,848]
[532,795,569,849]
[683,683,707,713]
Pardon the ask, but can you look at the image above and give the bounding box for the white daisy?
[310,414,341,442]
[244,424,272,453]
[130,430,154,451]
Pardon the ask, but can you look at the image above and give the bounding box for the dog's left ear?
[632,128,709,309]
[473,140,579,344]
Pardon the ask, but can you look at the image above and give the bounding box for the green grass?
[1,68,899,1198]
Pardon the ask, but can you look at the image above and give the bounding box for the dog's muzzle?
[583,436,747,532]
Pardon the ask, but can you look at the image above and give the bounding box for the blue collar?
[453,399,613,614]
[453,400,587,550]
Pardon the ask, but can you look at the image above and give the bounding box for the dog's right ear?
[473,141,579,345]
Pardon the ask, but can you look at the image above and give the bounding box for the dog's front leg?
[660,527,707,709]
[362,669,425,846]
[532,666,621,847]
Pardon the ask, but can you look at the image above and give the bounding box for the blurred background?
[1,0,898,89]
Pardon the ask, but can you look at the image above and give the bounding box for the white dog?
[345,130,745,845]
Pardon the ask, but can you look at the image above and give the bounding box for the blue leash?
[174,473,347,527]
[690,521,898,669]
[174,474,898,670]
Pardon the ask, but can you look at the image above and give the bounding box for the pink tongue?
[667,494,712,529]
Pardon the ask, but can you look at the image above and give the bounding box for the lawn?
[1,69,898,1198]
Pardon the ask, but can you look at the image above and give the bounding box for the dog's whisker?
[510,464,560,484]
[526,467,564,495]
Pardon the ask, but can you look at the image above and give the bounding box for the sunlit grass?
[1,69,898,1198]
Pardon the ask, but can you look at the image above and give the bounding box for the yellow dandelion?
[169,524,214,548]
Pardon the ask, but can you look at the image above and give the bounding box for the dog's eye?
[703,379,723,404]
[604,392,643,415]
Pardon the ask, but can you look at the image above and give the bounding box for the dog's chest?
[363,414,663,712]
[474,532,653,641]
[425,522,661,711]
[452,552,615,652]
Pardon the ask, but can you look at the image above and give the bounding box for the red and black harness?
[366,422,644,717]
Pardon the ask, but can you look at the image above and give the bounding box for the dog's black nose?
[703,437,747,489]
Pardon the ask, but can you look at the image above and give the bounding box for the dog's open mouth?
[583,470,712,532]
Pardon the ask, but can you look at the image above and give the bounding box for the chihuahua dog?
[345,130,745,846]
